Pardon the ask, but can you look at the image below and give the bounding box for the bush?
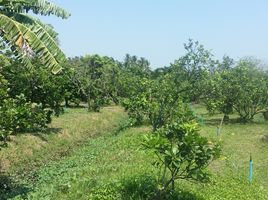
[0,94,52,143]
[122,94,149,125]
[263,111,268,121]
[142,121,221,198]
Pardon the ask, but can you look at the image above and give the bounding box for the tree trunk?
[171,179,175,193]
[65,98,69,107]
[87,97,91,112]
[263,111,268,121]
[223,114,229,122]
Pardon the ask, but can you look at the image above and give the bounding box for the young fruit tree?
[142,121,221,198]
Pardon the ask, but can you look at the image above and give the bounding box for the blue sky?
[40,0,268,68]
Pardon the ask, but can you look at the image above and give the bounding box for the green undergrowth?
[0,106,127,172]
[1,105,268,199]
[8,130,268,199]
[0,106,128,199]
[193,104,268,190]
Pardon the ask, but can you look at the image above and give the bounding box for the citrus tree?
[142,121,220,198]
[231,59,268,122]
[204,58,268,122]
[68,54,121,112]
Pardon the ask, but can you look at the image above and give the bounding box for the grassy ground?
[0,106,128,199]
[1,105,268,199]
[193,104,268,190]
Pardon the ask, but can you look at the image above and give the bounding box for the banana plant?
[0,0,70,74]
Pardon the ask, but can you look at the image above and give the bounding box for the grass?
[193,104,268,189]
[1,105,268,199]
[0,106,128,199]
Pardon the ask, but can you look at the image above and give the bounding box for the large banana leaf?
[9,13,66,64]
[0,13,63,74]
[0,0,70,19]
[0,0,70,73]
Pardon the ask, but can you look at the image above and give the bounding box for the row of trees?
[122,42,268,126]
[0,0,70,144]
[64,42,268,126]
[3,14,265,142]
[0,51,68,143]
[0,49,155,143]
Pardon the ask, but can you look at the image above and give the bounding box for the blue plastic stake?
[249,154,253,184]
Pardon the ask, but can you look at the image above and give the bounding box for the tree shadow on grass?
[261,135,268,143]
[0,127,62,150]
[204,118,241,126]
[31,127,62,142]
[0,173,31,200]
[120,174,203,200]
[64,104,88,109]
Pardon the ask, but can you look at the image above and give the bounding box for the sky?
[39,0,268,69]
